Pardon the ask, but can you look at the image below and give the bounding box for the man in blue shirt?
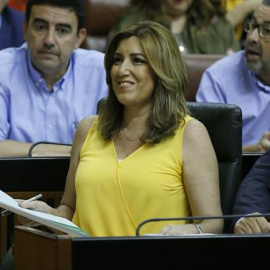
[0,0,24,50]
[196,0,270,153]
[0,0,108,157]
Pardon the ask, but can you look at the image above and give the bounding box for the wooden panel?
[0,156,69,265]
[1,191,63,265]
[0,217,7,265]
[14,226,71,270]
[14,226,270,269]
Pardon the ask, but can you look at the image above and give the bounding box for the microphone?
[135,213,270,236]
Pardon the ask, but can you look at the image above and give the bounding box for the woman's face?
[164,0,194,17]
[110,36,155,109]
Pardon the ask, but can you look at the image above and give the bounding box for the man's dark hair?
[25,0,85,31]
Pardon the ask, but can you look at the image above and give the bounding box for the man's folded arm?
[0,140,71,157]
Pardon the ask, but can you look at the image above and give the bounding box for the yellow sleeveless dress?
[72,115,194,236]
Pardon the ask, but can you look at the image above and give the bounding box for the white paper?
[0,190,89,237]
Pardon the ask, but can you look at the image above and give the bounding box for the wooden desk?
[0,154,264,267]
[14,226,270,269]
[0,157,69,264]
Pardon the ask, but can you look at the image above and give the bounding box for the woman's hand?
[16,199,56,227]
[159,223,202,236]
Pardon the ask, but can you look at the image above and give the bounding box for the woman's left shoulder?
[184,117,208,138]
[182,118,213,154]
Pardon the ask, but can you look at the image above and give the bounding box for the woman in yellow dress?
[18,21,223,236]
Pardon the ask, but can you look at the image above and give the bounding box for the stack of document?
[0,190,89,238]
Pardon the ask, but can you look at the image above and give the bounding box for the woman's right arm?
[18,115,97,223]
[59,115,97,219]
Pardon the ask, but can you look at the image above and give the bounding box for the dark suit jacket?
[0,6,25,50]
[232,149,270,227]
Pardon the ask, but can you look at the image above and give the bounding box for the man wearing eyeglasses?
[196,0,270,153]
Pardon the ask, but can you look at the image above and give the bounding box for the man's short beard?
[245,59,263,75]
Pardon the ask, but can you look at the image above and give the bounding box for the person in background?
[0,0,108,157]
[196,0,270,153]
[109,0,240,55]
[233,148,270,234]
[8,0,27,11]
[17,21,223,237]
[224,0,261,48]
[0,0,24,49]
